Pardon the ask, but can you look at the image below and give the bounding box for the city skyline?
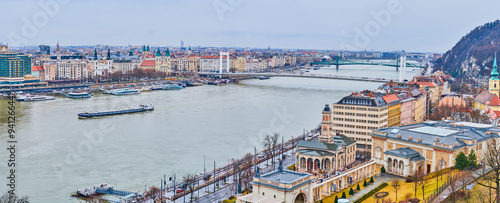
[1,0,499,52]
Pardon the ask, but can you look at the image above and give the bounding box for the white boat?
[111,88,141,95]
[16,94,55,101]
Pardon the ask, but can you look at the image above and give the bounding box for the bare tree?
[391,179,401,202]
[419,175,428,200]
[0,193,29,203]
[447,172,458,203]
[183,173,197,202]
[459,170,473,198]
[413,168,423,198]
[240,153,254,191]
[271,133,280,169]
[476,144,500,202]
[263,135,272,167]
[145,186,161,202]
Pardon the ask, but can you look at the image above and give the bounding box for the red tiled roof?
[32,66,43,71]
[473,90,497,105]
[141,60,156,67]
[383,94,401,106]
[490,95,500,106]
[416,82,438,87]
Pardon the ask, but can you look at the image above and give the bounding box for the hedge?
[353,182,388,203]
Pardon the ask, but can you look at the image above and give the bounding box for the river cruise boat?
[16,94,55,101]
[66,92,92,99]
[162,84,184,90]
[111,88,141,95]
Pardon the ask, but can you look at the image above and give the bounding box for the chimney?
[408,136,412,141]
[397,134,402,139]
[418,138,422,142]
[436,137,439,142]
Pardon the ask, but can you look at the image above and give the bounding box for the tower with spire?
[490,52,500,96]
[319,104,334,143]
[56,41,61,61]
[155,47,162,71]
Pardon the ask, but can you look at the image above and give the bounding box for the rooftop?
[260,169,311,184]
[371,120,500,150]
[336,95,387,107]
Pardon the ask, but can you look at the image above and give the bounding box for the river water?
[0,65,418,202]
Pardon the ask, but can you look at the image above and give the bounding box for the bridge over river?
[198,72,392,83]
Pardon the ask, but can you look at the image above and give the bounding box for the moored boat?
[258,76,270,80]
[66,92,93,99]
[78,104,154,118]
[111,88,141,95]
[162,84,184,90]
[16,94,55,101]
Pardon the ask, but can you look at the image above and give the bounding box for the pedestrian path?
[347,173,401,202]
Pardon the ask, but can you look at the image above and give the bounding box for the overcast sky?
[0,0,498,52]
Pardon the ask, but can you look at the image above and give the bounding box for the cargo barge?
[78,104,154,118]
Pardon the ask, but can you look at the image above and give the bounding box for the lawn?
[322,177,374,203]
[456,172,497,203]
[363,170,459,203]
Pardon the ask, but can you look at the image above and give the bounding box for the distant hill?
[434,20,500,79]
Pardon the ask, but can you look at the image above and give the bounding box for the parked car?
[176,189,184,194]
[258,153,265,158]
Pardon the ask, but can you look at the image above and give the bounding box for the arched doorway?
[294,193,306,203]
[314,159,320,171]
[307,158,313,172]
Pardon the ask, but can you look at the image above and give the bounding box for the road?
[154,131,319,203]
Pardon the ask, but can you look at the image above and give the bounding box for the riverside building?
[371,120,500,177]
[331,95,388,154]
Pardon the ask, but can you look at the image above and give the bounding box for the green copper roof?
[156,47,161,57]
[165,48,170,57]
[492,52,499,80]
[146,45,150,52]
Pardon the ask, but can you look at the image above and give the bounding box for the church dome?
[323,104,331,112]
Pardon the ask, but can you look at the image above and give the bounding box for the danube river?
[0,65,418,202]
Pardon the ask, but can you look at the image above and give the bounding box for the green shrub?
[363,180,367,187]
[357,184,360,191]
[349,188,354,195]
[334,196,338,203]
[353,182,388,203]
[370,177,374,183]
[381,166,386,173]
[342,191,346,198]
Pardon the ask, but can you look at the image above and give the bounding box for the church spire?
[156,47,161,57]
[492,52,499,80]
[165,48,170,57]
[93,49,98,60]
[107,48,111,59]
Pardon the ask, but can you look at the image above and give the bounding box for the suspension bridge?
[311,57,426,70]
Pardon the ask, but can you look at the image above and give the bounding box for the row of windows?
[333,118,385,124]
[333,105,386,112]
[334,111,384,118]
[354,138,372,142]
[335,124,380,130]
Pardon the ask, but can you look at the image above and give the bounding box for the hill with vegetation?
[434,20,500,79]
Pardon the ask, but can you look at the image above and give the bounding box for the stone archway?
[314,159,320,171]
[325,158,331,171]
[300,157,306,169]
[294,192,306,203]
[307,158,313,172]
[388,158,392,172]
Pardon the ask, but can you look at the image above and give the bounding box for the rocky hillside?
[434,20,500,79]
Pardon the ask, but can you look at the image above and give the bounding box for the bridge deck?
[198,72,389,83]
